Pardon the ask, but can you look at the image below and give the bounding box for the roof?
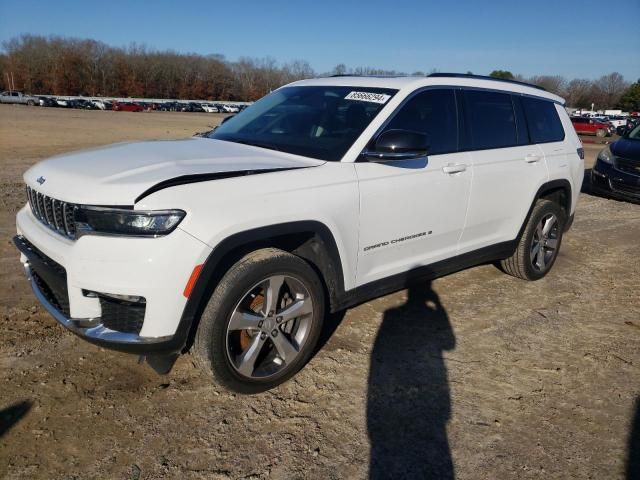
[289,74,565,104]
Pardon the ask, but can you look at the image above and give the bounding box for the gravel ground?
[0,104,638,479]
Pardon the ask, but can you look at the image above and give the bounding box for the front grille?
[99,297,146,334]
[26,185,77,238]
[610,179,640,197]
[616,157,640,177]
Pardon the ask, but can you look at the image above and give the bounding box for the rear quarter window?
[522,97,565,143]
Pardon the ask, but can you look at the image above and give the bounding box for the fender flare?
[173,220,346,352]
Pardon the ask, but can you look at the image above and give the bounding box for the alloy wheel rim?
[225,275,314,379]
[530,213,559,272]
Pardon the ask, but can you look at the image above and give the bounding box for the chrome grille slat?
[44,196,54,226]
[62,202,69,235]
[26,185,76,239]
[37,193,46,220]
[51,199,60,230]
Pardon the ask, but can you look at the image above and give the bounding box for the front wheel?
[596,128,606,138]
[194,248,325,393]
[498,199,565,281]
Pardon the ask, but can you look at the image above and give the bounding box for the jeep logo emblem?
[36,176,46,185]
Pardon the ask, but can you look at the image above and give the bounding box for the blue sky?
[1,0,639,80]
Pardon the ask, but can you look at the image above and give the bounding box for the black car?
[38,96,58,107]
[189,102,204,112]
[69,99,97,109]
[591,122,640,202]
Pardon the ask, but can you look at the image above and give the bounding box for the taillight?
[577,147,584,160]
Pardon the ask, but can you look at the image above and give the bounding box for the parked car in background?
[591,122,640,202]
[619,117,640,136]
[55,98,69,108]
[69,99,97,109]
[571,117,613,137]
[0,91,39,105]
[606,115,628,130]
[112,101,143,112]
[91,100,112,110]
[38,96,58,107]
[202,104,219,113]
[220,104,239,113]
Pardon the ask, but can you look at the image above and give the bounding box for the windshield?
[208,86,397,161]
[626,123,640,140]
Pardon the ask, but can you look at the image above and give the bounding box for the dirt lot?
[0,104,639,479]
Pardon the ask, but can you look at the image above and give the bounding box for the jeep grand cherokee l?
[15,73,584,393]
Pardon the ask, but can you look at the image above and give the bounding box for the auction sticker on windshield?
[344,91,391,104]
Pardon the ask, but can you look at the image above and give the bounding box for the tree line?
[1,34,639,110]
[488,70,639,111]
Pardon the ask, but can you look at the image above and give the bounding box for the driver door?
[354,89,471,286]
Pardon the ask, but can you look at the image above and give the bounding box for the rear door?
[521,97,570,192]
[457,90,548,253]
[354,88,472,286]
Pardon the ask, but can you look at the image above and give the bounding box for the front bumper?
[15,205,212,353]
[18,248,174,354]
[591,158,640,201]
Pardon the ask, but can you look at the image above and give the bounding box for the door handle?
[442,163,467,174]
[525,154,541,163]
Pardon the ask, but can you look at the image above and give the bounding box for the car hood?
[611,136,640,160]
[24,138,325,205]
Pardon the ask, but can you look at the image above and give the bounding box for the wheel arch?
[175,221,346,352]
[517,179,572,241]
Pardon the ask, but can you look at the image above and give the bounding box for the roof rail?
[328,74,413,78]
[427,73,547,91]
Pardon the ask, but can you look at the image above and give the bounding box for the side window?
[464,90,517,150]
[522,97,565,143]
[382,89,458,155]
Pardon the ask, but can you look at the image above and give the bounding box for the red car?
[571,117,612,137]
[112,101,143,112]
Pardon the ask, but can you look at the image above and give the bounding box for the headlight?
[74,206,185,237]
[597,145,614,164]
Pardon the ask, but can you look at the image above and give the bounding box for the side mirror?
[362,129,429,162]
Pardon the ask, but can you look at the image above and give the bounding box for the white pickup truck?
[0,91,39,106]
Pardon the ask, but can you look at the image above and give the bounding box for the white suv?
[15,74,584,392]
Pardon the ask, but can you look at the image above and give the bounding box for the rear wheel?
[194,248,325,393]
[27,100,35,106]
[498,199,565,281]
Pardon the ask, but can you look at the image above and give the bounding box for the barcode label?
[344,91,391,104]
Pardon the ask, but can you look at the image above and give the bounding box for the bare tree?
[565,79,593,108]
[593,72,628,108]
[528,75,566,96]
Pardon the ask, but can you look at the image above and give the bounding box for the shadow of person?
[0,400,32,438]
[627,396,640,480]
[367,281,455,479]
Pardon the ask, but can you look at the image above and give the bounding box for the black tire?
[27,100,35,106]
[596,128,606,138]
[498,199,566,281]
[193,248,325,393]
